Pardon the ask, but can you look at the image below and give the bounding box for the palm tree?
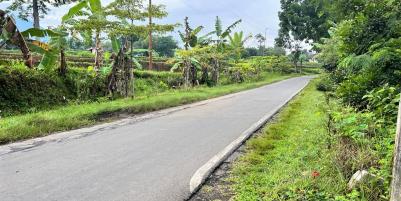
[229,31,252,62]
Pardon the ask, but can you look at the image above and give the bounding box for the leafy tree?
[62,0,111,69]
[265,46,286,56]
[145,0,176,69]
[1,0,75,28]
[255,33,266,55]
[243,47,259,58]
[152,36,177,57]
[276,0,331,47]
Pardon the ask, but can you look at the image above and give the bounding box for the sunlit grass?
[230,79,346,200]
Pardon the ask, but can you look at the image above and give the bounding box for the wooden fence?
[391,97,401,201]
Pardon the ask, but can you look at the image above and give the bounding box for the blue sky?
[0,0,282,47]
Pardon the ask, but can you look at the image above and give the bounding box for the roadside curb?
[0,77,301,156]
[188,76,312,196]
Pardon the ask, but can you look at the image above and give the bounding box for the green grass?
[0,72,298,145]
[230,79,346,200]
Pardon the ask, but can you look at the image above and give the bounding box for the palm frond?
[62,0,89,22]
[221,19,242,38]
[215,16,222,37]
[21,28,62,38]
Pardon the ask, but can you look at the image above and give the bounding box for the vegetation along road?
[0,76,312,201]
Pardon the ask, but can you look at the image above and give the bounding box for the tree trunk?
[184,60,191,88]
[108,46,133,98]
[211,59,219,85]
[148,0,153,70]
[32,0,40,28]
[94,31,103,70]
[201,66,209,85]
[130,33,135,97]
[59,48,67,76]
[190,65,197,86]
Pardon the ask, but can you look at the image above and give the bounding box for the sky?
[0,0,282,47]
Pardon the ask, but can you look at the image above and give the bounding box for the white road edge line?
[0,77,299,156]
[188,77,312,196]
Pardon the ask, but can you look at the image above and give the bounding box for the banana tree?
[21,28,66,72]
[211,16,242,52]
[0,9,33,68]
[62,0,110,70]
[208,16,242,84]
[229,31,252,62]
[169,49,201,87]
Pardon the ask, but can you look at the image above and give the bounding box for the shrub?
[0,66,71,116]
[227,62,259,83]
[336,72,376,108]
[363,84,400,122]
[316,75,336,92]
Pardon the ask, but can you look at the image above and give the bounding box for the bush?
[363,84,400,122]
[316,75,335,92]
[226,62,259,83]
[336,72,376,108]
[0,66,71,116]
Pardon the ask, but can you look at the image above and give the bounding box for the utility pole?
[148,0,153,70]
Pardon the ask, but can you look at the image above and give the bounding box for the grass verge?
[230,79,345,200]
[0,72,298,145]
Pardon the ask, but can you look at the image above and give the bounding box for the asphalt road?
[0,76,312,201]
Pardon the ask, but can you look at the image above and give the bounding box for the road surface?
[0,76,312,201]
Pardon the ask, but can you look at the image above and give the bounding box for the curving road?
[0,76,312,201]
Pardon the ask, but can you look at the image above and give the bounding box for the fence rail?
[391,97,401,201]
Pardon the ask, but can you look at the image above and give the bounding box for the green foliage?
[231,80,343,200]
[133,35,178,57]
[0,66,71,116]
[277,0,331,46]
[226,62,259,83]
[363,85,400,123]
[316,74,335,92]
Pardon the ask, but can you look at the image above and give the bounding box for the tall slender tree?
[62,0,110,70]
[145,0,176,70]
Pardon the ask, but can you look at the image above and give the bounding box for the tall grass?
[231,80,345,200]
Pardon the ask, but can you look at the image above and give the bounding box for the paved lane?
[0,76,312,201]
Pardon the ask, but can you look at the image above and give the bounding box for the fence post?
[391,97,401,201]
